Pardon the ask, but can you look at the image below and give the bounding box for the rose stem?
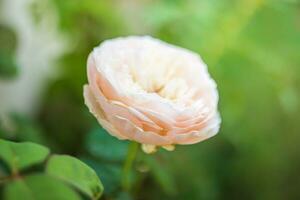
[122,141,139,191]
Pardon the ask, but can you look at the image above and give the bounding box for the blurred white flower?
[0,0,67,117]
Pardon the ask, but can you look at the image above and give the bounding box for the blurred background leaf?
[142,154,176,196]
[85,127,129,162]
[0,114,48,145]
[0,25,18,78]
[82,158,122,196]
[0,161,9,181]
[81,127,130,196]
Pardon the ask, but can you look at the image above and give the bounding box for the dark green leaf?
[0,25,17,51]
[10,114,48,145]
[46,155,103,199]
[86,127,129,161]
[82,157,122,195]
[0,161,9,180]
[144,156,176,195]
[0,51,18,78]
[115,192,133,200]
[3,173,81,200]
[0,139,50,173]
[0,25,18,78]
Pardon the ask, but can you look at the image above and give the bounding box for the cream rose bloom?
[84,36,221,153]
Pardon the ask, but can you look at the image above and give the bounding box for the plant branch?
[121,141,139,191]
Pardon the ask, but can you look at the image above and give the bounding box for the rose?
[84,36,221,153]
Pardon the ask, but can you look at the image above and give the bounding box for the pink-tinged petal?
[90,84,143,129]
[134,103,214,133]
[172,114,221,144]
[111,116,172,145]
[89,64,167,135]
[110,101,164,132]
[168,111,219,135]
[88,56,165,131]
[83,85,127,140]
[87,53,126,102]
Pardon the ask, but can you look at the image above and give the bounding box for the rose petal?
[83,85,128,140]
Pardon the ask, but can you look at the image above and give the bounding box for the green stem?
[122,142,139,191]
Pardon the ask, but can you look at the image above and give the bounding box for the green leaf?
[0,25,18,78]
[86,127,129,161]
[0,139,50,173]
[144,156,177,195]
[4,173,81,200]
[10,114,48,145]
[0,25,17,51]
[0,51,18,78]
[46,155,103,199]
[0,161,9,180]
[82,157,122,195]
[115,192,133,200]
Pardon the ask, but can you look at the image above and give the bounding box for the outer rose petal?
[88,54,164,133]
[83,85,128,140]
[172,114,221,144]
[110,116,171,145]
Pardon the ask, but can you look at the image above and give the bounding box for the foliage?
[1,0,300,199]
[82,127,129,196]
[0,25,18,78]
[0,139,103,200]
[46,155,103,199]
[4,174,82,200]
[0,139,49,173]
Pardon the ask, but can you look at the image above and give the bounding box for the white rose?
[84,36,221,153]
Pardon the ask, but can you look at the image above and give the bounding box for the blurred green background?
[1,0,300,199]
